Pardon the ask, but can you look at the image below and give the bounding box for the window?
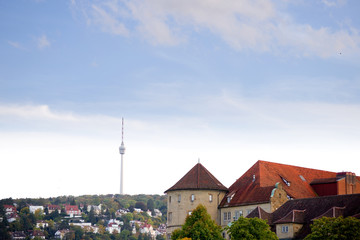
[223,212,231,222]
[235,210,243,220]
[169,196,171,203]
[209,194,213,202]
[223,212,228,221]
[168,212,172,223]
[281,225,289,233]
[191,194,195,202]
[178,194,181,203]
[281,176,291,186]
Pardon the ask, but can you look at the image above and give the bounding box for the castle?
[165,160,360,239]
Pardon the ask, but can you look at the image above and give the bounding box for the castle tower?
[164,162,228,237]
[119,118,126,195]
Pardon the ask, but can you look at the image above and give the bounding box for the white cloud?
[72,0,360,57]
[1,101,360,198]
[37,34,51,49]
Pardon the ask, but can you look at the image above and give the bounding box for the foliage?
[304,216,360,240]
[225,217,278,240]
[171,204,223,240]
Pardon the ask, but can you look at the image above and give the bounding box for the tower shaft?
[119,118,126,195]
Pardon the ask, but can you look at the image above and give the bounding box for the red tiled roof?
[220,160,338,207]
[165,163,228,193]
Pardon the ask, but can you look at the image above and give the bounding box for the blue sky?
[1,0,360,199]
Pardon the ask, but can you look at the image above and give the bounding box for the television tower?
[119,118,126,195]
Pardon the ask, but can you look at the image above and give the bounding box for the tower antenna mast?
[119,118,126,195]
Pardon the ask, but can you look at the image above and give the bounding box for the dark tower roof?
[165,163,228,193]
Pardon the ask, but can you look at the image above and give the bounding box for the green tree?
[304,216,360,240]
[135,202,147,211]
[171,204,223,240]
[225,217,278,240]
[147,199,154,211]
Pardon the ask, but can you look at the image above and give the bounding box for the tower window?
[191,194,195,202]
[178,194,181,203]
[169,196,171,203]
[209,194,213,202]
[168,212,172,223]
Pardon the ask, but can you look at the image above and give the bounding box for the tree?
[135,202,147,211]
[225,217,278,240]
[304,216,360,240]
[171,204,223,240]
[147,199,154,211]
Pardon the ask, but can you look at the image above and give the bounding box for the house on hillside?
[165,160,360,239]
[64,205,81,217]
[47,204,61,214]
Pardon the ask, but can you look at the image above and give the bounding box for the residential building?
[64,205,81,217]
[47,204,61,214]
[248,193,360,239]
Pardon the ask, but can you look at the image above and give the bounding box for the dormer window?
[227,193,235,203]
[281,176,291,186]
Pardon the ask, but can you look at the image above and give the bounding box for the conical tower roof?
[165,163,228,193]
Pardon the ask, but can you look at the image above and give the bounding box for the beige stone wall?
[166,189,226,236]
[220,203,271,227]
[270,183,289,212]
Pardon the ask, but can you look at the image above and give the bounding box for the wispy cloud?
[0,104,77,121]
[321,0,347,7]
[71,0,360,58]
[8,41,25,50]
[37,34,51,49]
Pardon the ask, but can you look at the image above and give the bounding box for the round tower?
[164,162,228,238]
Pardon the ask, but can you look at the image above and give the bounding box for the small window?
[178,194,181,203]
[209,194,213,202]
[168,212,172,223]
[281,225,289,233]
[191,194,195,202]
[169,196,171,203]
[223,212,228,221]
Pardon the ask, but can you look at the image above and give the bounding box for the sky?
[1,0,360,200]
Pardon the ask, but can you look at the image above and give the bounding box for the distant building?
[64,205,81,217]
[47,204,61,214]
[29,206,44,214]
[165,160,360,239]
